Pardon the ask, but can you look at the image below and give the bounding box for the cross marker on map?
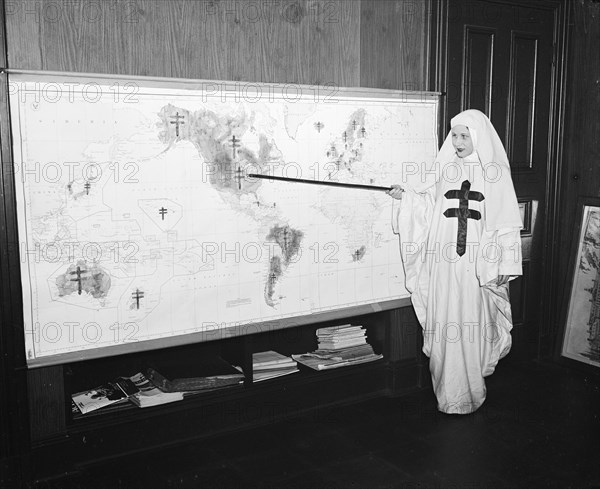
[132,288,145,309]
[170,112,185,137]
[235,166,244,190]
[230,135,240,158]
[69,266,87,295]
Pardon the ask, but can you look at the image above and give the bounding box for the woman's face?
[451,125,474,157]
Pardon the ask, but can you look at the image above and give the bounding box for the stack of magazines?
[292,324,383,370]
[251,350,298,382]
[71,377,138,415]
[71,354,245,413]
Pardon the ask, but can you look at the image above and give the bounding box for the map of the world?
[10,73,438,363]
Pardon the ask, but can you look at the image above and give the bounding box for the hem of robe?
[438,399,485,415]
[480,284,514,377]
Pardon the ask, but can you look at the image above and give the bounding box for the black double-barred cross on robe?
[443,179,484,256]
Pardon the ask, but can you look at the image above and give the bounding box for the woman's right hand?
[387,185,404,200]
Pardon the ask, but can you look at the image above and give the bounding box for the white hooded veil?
[413,109,522,232]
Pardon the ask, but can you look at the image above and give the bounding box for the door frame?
[428,0,571,359]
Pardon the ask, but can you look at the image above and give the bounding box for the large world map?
[10,74,438,363]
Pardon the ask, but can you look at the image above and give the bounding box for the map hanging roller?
[247,173,393,192]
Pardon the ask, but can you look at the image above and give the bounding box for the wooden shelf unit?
[24,308,424,482]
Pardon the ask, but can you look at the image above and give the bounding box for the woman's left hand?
[496,275,510,286]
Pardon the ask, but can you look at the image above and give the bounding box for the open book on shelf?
[72,377,138,414]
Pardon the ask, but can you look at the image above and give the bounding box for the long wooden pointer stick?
[247,173,392,192]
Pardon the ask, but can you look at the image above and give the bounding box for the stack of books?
[316,324,368,350]
[136,354,244,407]
[71,355,245,413]
[251,350,298,382]
[128,371,185,408]
[292,324,383,370]
[145,355,245,393]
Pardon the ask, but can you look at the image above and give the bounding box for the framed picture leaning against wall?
[560,196,600,369]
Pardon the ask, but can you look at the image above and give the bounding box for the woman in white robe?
[388,110,522,414]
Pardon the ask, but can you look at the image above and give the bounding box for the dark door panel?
[439,0,565,358]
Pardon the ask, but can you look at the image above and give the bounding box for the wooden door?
[432,0,568,358]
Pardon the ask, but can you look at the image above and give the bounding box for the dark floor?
[39,359,600,489]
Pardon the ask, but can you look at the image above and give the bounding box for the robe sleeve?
[497,229,522,278]
[391,187,435,295]
[476,227,522,286]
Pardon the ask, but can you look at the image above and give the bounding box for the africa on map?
[9,73,438,363]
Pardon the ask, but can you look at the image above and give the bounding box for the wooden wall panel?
[555,0,600,347]
[253,4,308,84]
[359,0,429,90]
[462,27,494,115]
[308,0,361,86]
[27,366,65,441]
[506,33,538,169]
[389,307,421,362]
[0,4,31,481]
[5,0,361,86]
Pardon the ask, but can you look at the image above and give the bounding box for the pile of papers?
[128,371,185,408]
[71,355,245,413]
[145,355,245,392]
[251,350,298,382]
[131,355,245,408]
[293,324,383,370]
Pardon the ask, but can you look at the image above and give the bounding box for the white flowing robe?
[393,152,522,414]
